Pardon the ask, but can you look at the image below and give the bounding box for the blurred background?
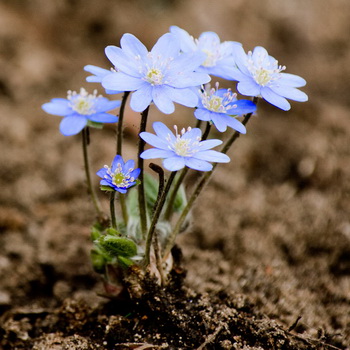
[0,0,349,347]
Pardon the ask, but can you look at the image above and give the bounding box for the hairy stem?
[144,171,177,266]
[82,127,104,221]
[137,106,150,238]
[116,91,130,156]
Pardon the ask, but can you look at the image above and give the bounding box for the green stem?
[82,127,104,220]
[144,171,177,266]
[163,100,258,259]
[163,167,188,221]
[119,193,128,226]
[116,91,130,156]
[137,106,150,238]
[110,192,117,229]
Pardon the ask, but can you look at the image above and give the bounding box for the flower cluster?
[41,25,308,290]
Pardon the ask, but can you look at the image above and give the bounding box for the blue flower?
[140,122,230,172]
[102,33,211,114]
[42,88,120,136]
[169,26,242,80]
[84,65,123,94]
[230,46,308,110]
[97,155,140,194]
[195,83,257,133]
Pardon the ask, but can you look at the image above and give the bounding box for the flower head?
[140,122,230,171]
[169,26,242,79]
[97,155,140,193]
[230,46,308,110]
[102,33,211,114]
[195,83,257,133]
[42,88,120,136]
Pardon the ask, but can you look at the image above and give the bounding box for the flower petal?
[222,115,247,134]
[194,108,212,121]
[59,116,87,136]
[170,72,211,89]
[152,86,175,114]
[151,33,180,59]
[237,80,261,97]
[153,121,176,142]
[163,156,185,171]
[42,101,71,116]
[129,84,153,112]
[111,155,124,172]
[102,72,145,92]
[94,100,121,113]
[194,150,230,163]
[169,26,197,52]
[96,168,107,178]
[120,33,148,58]
[139,131,169,150]
[211,114,228,132]
[162,86,199,108]
[89,113,118,123]
[227,99,257,115]
[140,148,174,159]
[184,158,212,171]
[279,73,306,87]
[105,46,139,76]
[198,139,222,150]
[123,159,135,172]
[261,87,291,111]
[270,85,308,102]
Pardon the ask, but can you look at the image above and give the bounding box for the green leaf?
[106,227,121,236]
[99,235,137,258]
[143,172,159,210]
[90,248,107,273]
[117,256,135,269]
[100,185,115,192]
[172,182,187,212]
[87,120,104,129]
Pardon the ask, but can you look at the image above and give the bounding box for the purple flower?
[140,122,230,172]
[97,155,140,194]
[102,33,211,114]
[42,88,120,136]
[230,46,308,110]
[169,26,242,80]
[195,83,256,133]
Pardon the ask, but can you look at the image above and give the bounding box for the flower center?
[68,88,97,115]
[145,68,164,85]
[105,163,135,188]
[246,51,286,87]
[201,49,219,67]
[168,126,200,157]
[200,83,237,113]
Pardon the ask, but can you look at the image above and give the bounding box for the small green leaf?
[87,120,104,129]
[172,183,187,212]
[100,185,114,192]
[99,235,137,258]
[106,227,121,236]
[117,256,135,269]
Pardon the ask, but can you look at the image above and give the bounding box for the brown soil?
[0,1,349,349]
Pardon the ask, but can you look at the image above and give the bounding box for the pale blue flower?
[169,26,242,80]
[140,122,230,171]
[102,33,211,114]
[84,65,122,94]
[97,155,140,194]
[195,83,256,133]
[230,46,308,110]
[42,88,120,136]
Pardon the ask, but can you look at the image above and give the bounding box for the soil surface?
[0,1,349,349]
